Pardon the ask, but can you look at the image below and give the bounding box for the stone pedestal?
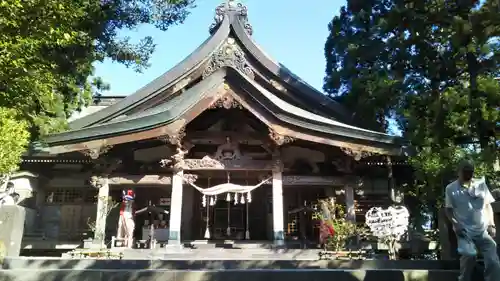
[0,206,26,257]
[438,208,458,260]
[491,202,500,255]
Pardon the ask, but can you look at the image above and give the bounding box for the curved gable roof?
[46,68,402,156]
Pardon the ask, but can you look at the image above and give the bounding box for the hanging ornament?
[202,195,207,207]
[210,196,215,206]
[247,191,252,203]
[240,193,245,204]
[226,192,231,201]
[234,193,238,205]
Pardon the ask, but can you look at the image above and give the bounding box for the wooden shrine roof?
[40,1,405,157]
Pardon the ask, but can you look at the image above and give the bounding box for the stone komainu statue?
[0,182,19,207]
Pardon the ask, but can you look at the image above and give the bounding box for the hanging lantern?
[226,193,231,201]
[240,193,245,204]
[247,191,252,203]
[210,196,215,206]
[202,195,207,207]
[234,193,238,205]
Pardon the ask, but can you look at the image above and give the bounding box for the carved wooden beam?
[187,131,265,145]
[340,147,373,161]
[332,156,354,173]
[89,175,108,188]
[81,145,113,159]
[91,158,123,178]
[179,156,274,171]
[108,175,172,185]
[182,173,199,183]
[282,175,345,186]
[157,127,186,146]
[268,128,294,146]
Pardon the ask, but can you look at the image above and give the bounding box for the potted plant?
[316,200,361,259]
[83,219,96,249]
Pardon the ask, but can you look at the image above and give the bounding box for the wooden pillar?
[272,164,285,246]
[387,156,397,203]
[168,149,184,245]
[345,183,356,222]
[168,170,183,244]
[92,176,109,247]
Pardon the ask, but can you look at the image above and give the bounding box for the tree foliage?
[0,0,194,138]
[0,0,194,173]
[324,0,500,218]
[0,108,29,174]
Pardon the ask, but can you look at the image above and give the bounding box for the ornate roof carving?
[81,145,113,159]
[202,38,254,79]
[269,128,294,146]
[157,127,186,146]
[209,93,243,109]
[209,0,253,36]
[341,147,373,161]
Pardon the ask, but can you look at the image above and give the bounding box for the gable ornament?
[209,0,253,36]
[209,93,243,109]
[202,38,254,79]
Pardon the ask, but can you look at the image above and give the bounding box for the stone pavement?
[145,248,322,260]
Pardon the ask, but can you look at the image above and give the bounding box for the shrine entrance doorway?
[192,173,271,241]
[211,195,246,240]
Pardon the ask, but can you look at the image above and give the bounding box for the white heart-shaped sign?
[365,206,409,239]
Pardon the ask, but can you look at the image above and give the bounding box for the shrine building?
[14,1,407,250]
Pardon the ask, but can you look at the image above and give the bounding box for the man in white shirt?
[445,160,500,281]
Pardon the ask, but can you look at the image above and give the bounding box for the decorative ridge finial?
[209,0,253,36]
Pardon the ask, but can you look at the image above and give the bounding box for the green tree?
[0,108,30,174]
[324,0,500,221]
[0,0,194,173]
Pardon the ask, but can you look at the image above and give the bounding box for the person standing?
[445,160,500,281]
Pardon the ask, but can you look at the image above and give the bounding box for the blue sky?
[93,0,344,96]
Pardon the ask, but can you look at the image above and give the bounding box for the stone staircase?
[0,258,459,281]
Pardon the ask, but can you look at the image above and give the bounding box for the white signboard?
[365,206,409,239]
[159,198,171,206]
